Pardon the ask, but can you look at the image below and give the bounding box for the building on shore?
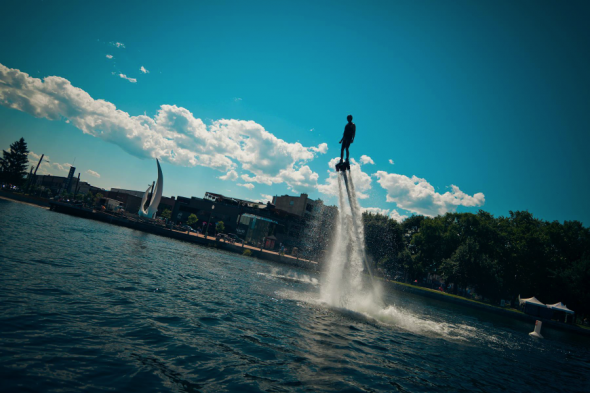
[236,213,279,247]
[110,188,145,198]
[272,193,338,260]
[171,191,337,253]
[33,174,94,196]
[106,188,175,216]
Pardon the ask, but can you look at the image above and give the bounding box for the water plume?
[321,171,381,309]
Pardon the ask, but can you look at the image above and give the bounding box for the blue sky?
[1,0,589,224]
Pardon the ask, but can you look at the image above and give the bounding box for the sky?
[1,0,589,224]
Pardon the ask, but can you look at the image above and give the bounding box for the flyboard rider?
[337,114,355,171]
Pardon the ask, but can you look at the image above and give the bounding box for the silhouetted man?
[339,114,356,163]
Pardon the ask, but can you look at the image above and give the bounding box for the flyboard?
[336,159,381,303]
[335,159,350,172]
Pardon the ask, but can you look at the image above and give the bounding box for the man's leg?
[345,140,350,161]
[340,143,345,162]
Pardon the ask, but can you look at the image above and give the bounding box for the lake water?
[1,198,589,392]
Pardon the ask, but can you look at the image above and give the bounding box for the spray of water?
[320,171,382,310]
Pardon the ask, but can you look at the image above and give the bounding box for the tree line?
[362,210,590,320]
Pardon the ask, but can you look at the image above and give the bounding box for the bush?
[242,249,252,257]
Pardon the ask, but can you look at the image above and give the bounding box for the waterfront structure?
[139,159,163,219]
[108,188,175,216]
[33,174,93,196]
[172,191,335,251]
[172,194,253,234]
[273,193,316,217]
[236,213,278,246]
[96,196,123,212]
[110,188,145,198]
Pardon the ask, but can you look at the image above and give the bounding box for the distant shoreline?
[0,192,50,209]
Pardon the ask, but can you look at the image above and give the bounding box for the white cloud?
[219,169,238,181]
[389,159,394,165]
[238,183,255,190]
[53,162,72,172]
[310,128,314,132]
[111,42,125,48]
[234,97,242,102]
[360,155,374,165]
[317,157,372,199]
[241,165,319,194]
[389,210,409,223]
[85,169,101,178]
[29,151,43,161]
[140,66,149,74]
[106,54,113,59]
[119,74,137,83]
[374,171,485,217]
[0,63,328,192]
[310,143,328,154]
[27,152,72,175]
[260,194,273,203]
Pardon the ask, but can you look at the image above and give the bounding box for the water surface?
[1,199,589,392]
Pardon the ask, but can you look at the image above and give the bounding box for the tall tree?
[1,138,29,187]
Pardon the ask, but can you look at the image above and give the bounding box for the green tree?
[83,192,94,204]
[216,221,225,234]
[557,256,590,320]
[187,213,198,226]
[160,208,172,220]
[94,193,104,205]
[0,138,29,187]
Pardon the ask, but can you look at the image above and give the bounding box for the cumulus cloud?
[389,210,409,223]
[140,66,149,74]
[111,42,125,48]
[0,63,328,192]
[53,162,72,172]
[27,151,72,175]
[241,165,319,194]
[374,171,485,217]
[389,159,394,165]
[106,54,113,59]
[85,169,100,178]
[119,73,137,83]
[219,169,238,181]
[360,155,374,165]
[310,143,328,154]
[317,157,372,199]
[260,194,273,203]
[238,183,254,190]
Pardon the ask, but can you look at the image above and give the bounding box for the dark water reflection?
[1,199,589,392]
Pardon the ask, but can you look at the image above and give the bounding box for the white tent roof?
[519,296,546,306]
[548,302,575,314]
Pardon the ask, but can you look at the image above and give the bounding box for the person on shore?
[339,114,356,163]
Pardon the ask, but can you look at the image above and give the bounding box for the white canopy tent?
[519,296,546,306]
[548,302,575,314]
